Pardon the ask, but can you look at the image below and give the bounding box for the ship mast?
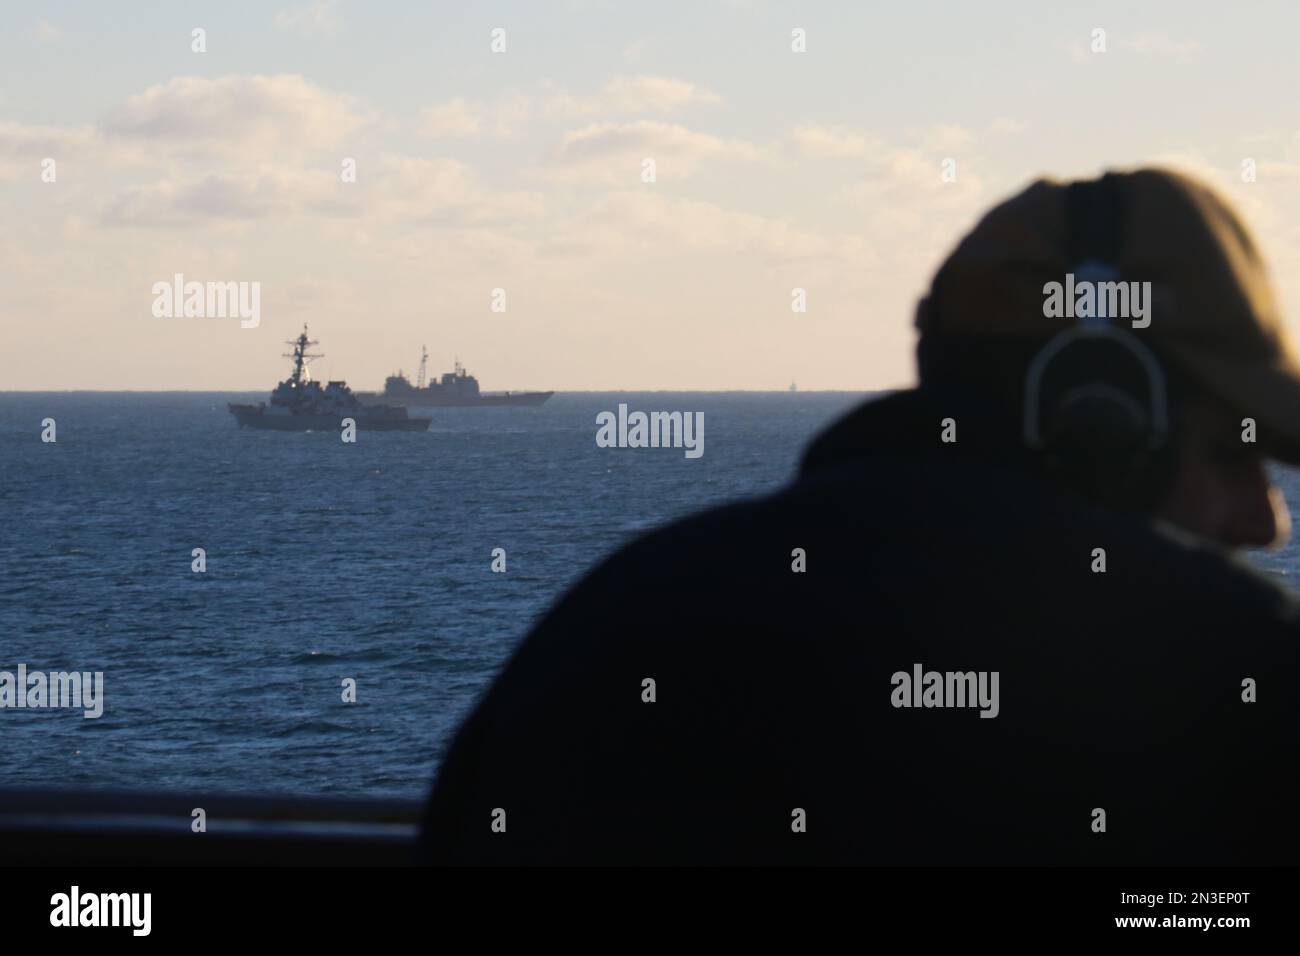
[417,345,428,389]
[283,324,323,386]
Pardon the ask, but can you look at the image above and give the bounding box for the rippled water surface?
[1,392,866,797]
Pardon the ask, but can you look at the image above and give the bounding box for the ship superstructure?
[361,345,553,408]
[229,326,431,431]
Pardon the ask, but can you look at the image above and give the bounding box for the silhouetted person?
[421,169,1300,864]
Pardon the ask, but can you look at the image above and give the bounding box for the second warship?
[229,326,431,431]
[360,347,554,408]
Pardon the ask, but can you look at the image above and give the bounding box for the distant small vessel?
[789,381,797,393]
[359,346,553,408]
[229,326,431,432]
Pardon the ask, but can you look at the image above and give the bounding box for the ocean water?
[0,392,864,799]
[3,392,1298,800]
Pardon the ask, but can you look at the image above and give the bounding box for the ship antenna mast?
[417,345,428,389]
[283,323,323,386]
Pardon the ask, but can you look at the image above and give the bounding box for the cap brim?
[1167,347,1300,465]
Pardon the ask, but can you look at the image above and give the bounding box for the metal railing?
[0,788,422,866]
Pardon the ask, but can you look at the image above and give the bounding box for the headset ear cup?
[1039,402,1147,508]
[1025,327,1175,511]
[1042,440,1176,511]
[1139,429,1181,510]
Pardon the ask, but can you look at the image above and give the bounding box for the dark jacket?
[420,390,1300,864]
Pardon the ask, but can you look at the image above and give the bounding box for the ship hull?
[228,404,431,431]
[358,390,554,408]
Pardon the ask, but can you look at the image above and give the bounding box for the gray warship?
[228,326,431,431]
[359,346,553,408]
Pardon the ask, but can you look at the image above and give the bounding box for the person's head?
[915,168,1300,550]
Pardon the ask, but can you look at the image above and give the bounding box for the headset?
[1021,176,1178,510]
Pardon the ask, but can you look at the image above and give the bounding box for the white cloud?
[0,121,97,179]
[0,120,96,158]
[99,169,345,227]
[792,123,975,159]
[100,75,367,156]
[547,189,874,265]
[792,125,874,158]
[2,75,368,177]
[419,93,532,139]
[370,156,544,224]
[97,156,543,228]
[847,148,984,203]
[418,75,722,139]
[595,75,722,113]
[540,74,722,118]
[419,98,483,138]
[908,124,974,153]
[541,120,766,183]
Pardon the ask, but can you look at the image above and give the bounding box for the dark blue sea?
[0,392,868,799]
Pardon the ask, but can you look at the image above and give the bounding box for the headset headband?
[1022,177,1169,450]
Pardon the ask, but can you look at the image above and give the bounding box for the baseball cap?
[916,167,1300,463]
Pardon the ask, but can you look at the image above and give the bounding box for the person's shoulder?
[1150,519,1300,610]
[562,450,1300,626]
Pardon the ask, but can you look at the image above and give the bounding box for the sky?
[4,0,1300,390]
